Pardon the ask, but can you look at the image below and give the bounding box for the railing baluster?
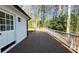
[42,28,79,52]
[70,35,74,48]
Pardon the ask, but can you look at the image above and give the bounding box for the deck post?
[70,36,74,48]
[77,46,79,52]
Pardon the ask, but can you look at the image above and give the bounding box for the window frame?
[18,17,21,22]
[0,10,14,31]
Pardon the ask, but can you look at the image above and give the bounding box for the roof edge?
[13,5,31,20]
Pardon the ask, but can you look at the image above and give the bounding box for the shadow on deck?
[7,31,71,53]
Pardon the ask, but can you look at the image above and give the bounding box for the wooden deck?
[7,31,71,53]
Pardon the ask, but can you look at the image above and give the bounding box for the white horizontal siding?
[16,16,27,43]
[0,5,28,52]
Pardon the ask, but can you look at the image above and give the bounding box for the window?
[11,21,13,25]
[6,25,10,30]
[6,13,14,30]
[10,15,13,20]
[6,14,9,19]
[0,11,14,31]
[18,17,21,22]
[0,19,5,24]
[11,26,14,30]
[0,11,5,18]
[1,25,5,31]
[0,11,5,31]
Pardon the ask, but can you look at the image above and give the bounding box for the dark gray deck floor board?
[7,31,71,53]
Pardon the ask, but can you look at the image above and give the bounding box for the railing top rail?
[48,28,79,37]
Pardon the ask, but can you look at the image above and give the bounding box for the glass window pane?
[0,25,1,31]
[10,15,13,20]
[18,17,21,22]
[0,19,5,24]
[0,19,2,24]
[11,26,14,30]
[6,14,9,19]
[6,20,10,25]
[0,11,5,18]
[11,21,13,25]
[1,25,5,31]
[6,26,10,30]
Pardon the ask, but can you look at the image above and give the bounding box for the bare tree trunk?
[76,6,79,33]
[66,5,71,33]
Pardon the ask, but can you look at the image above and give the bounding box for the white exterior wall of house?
[16,15,27,43]
[0,5,28,53]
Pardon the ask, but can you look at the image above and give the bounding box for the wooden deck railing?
[41,28,79,53]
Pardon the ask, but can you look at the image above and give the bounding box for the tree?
[66,5,71,33]
[70,14,77,33]
[76,6,79,33]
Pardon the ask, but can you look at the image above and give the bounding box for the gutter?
[13,5,31,20]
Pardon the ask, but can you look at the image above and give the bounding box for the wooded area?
[22,5,79,34]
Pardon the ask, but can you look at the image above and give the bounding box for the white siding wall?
[0,5,28,52]
[16,16,27,43]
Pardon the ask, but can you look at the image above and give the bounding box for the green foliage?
[76,16,79,32]
[27,5,79,34]
[38,20,44,27]
[70,13,78,33]
[28,19,33,28]
[48,14,67,31]
[36,13,79,34]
